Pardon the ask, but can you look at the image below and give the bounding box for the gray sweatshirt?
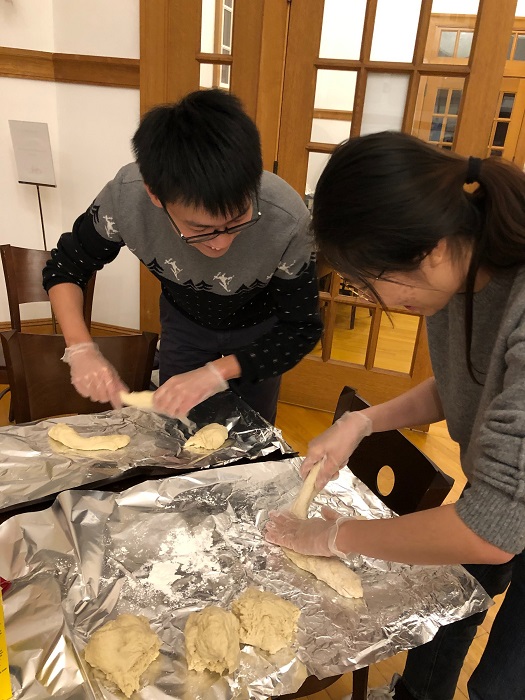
[427,267,525,553]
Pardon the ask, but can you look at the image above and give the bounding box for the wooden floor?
[0,389,503,700]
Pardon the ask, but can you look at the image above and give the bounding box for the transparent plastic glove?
[153,362,228,418]
[265,506,353,558]
[62,342,127,407]
[300,411,373,490]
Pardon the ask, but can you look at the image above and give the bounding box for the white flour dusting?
[145,525,221,598]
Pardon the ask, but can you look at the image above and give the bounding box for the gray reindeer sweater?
[43,166,322,382]
[427,267,525,554]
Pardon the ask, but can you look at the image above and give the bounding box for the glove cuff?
[61,342,98,364]
[338,410,373,437]
[205,362,229,391]
[327,517,352,558]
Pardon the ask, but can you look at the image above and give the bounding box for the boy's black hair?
[132,89,263,217]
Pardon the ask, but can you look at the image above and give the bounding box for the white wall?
[0,0,140,327]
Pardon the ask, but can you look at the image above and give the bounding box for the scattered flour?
[145,525,221,599]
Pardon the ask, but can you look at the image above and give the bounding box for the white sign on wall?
[8,120,56,187]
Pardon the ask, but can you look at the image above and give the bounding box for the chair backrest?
[334,386,453,515]
[0,244,96,332]
[0,330,158,423]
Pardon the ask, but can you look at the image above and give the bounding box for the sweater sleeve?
[234,213,322,382]
[43,205,124,292]
[455,313,525,553]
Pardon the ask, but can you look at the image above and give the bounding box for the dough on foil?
[120,390,154,410]
[283,547,363,599]
[48,423,130,451]
[184,423,228,451]
[84,614,162,698]
[282,458,364,599]
[231,587,300,654]
[185,606,240,674]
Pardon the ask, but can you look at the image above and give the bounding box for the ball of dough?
[84,614,162,698]
[184,423,229,451]
[185,606,240,674]
[231,587,300,654]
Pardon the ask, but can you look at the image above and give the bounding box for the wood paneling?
[0,47,139,88]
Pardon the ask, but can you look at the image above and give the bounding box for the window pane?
[306,151,330,197]
[493,121,509,148]
[508,34,514,59]
[311,118,351,145]
[449,89,462,115]
[329,303,371,366]
[222,7,232,47]
[360,73,410,136]
[434,88,449,114]
[199,63,231,90]
[429,117,444,141]
[319,0,366,60]
[220,63,230,86]
[443,117,457,143]
[373,312,420,374]
[412,76,466,145]
[499,92,515,119]
[438,31,456,57]
[370,0,420,62]
[314,70,357,111]
[490,149,503,156]
[457,31,473,58]
[200,0,217,52]
[224,0,233,7]
[515,34,525,60]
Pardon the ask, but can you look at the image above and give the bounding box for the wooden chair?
[0,244,96,415]
[0,330,158,423]
[277,385,454,700]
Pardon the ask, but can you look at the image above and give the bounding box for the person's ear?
[144,184,163,208]
[425,238,449,268]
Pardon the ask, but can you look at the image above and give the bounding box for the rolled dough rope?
[283,457,364,599]
[48,423,130,451]
[120,390,193,430]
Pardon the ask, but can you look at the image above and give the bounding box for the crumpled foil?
[0,458,491,699]
[0,391,293,515]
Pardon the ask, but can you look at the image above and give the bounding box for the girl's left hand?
[265,507,341,557]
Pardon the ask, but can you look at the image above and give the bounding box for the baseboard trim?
[0,319,141,336]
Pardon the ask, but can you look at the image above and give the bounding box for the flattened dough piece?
[291,460,323,518]
[48,423,130,451]
[184,423,228,451]
[283,548,363,599]
[84,614,162,698]
[120,390,154,410]
[231,587,300,654]
[185,606,240,674]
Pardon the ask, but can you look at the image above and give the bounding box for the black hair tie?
[465,156,483,184]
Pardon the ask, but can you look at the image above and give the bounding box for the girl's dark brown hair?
[312,131,525,382]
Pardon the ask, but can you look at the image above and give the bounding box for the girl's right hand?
[300,411,373,489]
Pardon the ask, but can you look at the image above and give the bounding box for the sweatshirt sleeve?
[455,312,525,553]
[234,213,322,382]
[43,202,124,293]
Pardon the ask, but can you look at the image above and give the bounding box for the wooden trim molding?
[0,47,139,88]
[0,319,140,336]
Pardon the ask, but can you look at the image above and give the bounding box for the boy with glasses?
[43,89,322,423]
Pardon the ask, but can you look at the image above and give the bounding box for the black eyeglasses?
[162,197,262,244]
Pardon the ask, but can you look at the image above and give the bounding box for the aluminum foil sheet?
[0,391,293,514]
[0,458,491,699]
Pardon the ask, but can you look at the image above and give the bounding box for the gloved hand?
[153,362,228,418]
[300,411,373,490]
[265,506,352,558]
[62,342,127,407]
